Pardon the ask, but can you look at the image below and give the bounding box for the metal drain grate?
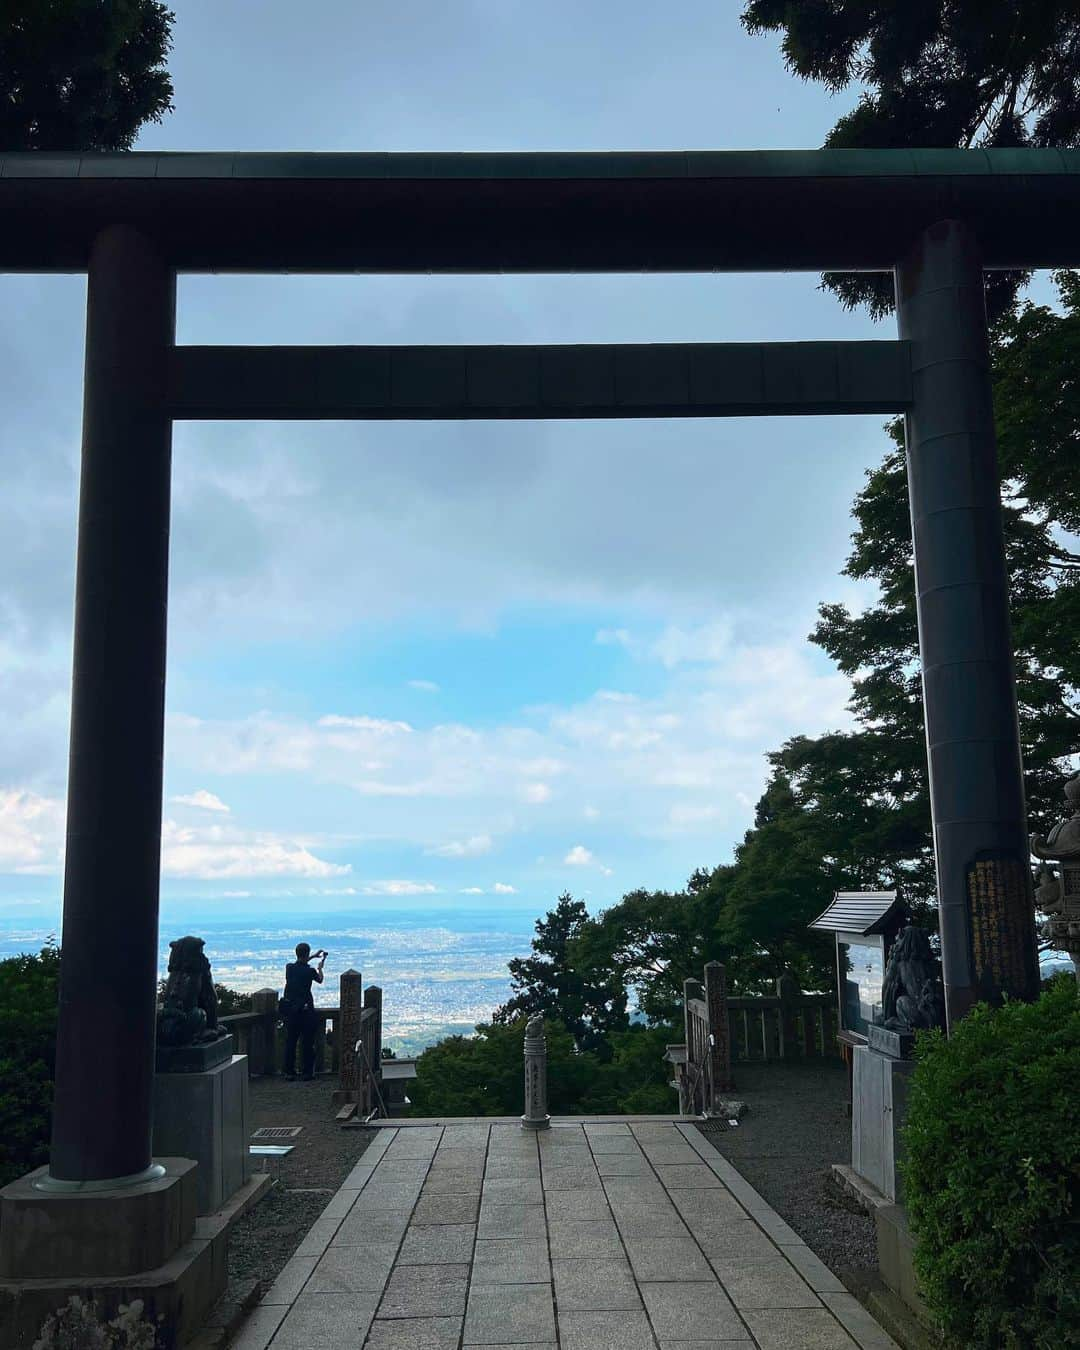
[251,1126,302,1140]
[697,1118,732,1134]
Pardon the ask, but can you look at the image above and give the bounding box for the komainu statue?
[157,935,226,1046]
[881,926,945,1034]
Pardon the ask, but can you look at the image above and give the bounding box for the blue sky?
[0,1,1059,925]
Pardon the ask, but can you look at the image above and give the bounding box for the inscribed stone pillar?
[338,969,362,1101]
[49,225,175,1185]
[896,220,1040,1025]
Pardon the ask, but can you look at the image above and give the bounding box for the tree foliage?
[1,0,175,152]
[0,943,60,1186]
[492,894,628,1051]
[741,1,1080,317]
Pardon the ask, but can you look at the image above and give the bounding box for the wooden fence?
[667,964,839,1115]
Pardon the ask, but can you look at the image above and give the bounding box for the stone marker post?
[521,1015,551,1130]
[704,961,734,1098]
[337,969,362,1102]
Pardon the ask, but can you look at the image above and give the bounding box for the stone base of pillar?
[153,1055,251,1216]
[0,1158,197,1280]
[0,1171,270,1350]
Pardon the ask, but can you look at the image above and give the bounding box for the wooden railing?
[666,965,839,1115]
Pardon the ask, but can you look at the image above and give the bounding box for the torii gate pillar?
[896,220,1040,1027]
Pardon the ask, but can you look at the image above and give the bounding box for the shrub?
[902,975,1080,1349]
[33,1295,160,1349]
[0,942,60,1186]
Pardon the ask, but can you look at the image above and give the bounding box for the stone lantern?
[1031,771,1080,973]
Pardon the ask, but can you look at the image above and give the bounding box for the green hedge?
[902,975,1079,1348]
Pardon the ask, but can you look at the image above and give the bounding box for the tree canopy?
[742,1,1080,317]
[1,0,175,152]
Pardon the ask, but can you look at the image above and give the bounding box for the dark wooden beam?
[169,341,911,420]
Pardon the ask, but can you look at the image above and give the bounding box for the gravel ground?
[226,1074,372,1292]
[695,1057,878,1277]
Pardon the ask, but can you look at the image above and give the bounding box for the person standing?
[281,942,327,1080]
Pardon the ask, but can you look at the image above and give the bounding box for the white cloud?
[221,889,252,897]
[0,788,64,873]
[564,845,594,866]
[171,789,231,813]
[426,834,493,859]
[595,628,632,648]
[492,882,517,894]
[521,783,551,804]
[160,820,350,881]
[668,803,725,828]
[357,880,439,895]
[318,714,413,735]
[460,886,485,894]
[652,621,734,669]
[407,679,440,693]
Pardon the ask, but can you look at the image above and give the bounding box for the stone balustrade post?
[338,969,362,1101]
[521,1016,550,1130]
[250,988,279,1076]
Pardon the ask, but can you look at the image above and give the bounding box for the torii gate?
[2,147,1065,1197]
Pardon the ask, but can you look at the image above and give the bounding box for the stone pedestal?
[852,1044,913,1204]
[153,1055,250,1215]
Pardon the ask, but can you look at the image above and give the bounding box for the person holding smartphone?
[281,942,327,1081]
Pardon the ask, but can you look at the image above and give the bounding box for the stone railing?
[666,965,839,1114]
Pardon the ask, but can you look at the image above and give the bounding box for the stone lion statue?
[157,935,223,1046]
[881,926,945,1033]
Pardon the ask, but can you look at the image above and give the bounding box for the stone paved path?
[232,1119,898,1350]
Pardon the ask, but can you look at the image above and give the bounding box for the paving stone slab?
[539,1145,593,1166]
[551,1257,642,1311]
[544,1187,613,1221]
[594,1155,654,1177]
[320,1189,361,1220]
[557,1309,656,1350]
[383,1142,441,1160]
[820,1293,901,1349]
[638,1144,702,1166]
[412,1192,481,1225]
[269,1291,380,1349]
[482,1176,545,1205]
[364,1315,463,1348]
[610,1206,691,1238]
[669,1189,749,1226]
[399,1224,477,1265]
[477,1202,548,1239]
[377,1264,470,1319]
[694,1223,780,1264]
[349,1180,425,1211]
[741,1308,860,1349]
[472,1237,550,1284]
[583,1135,645,1155]
[422,1170,484,1195]
[430,1148,488,1168]
[653,1165,724,1190]
[542,1167,603,1191]
[333,1206,411,1246]
[308,1241,398,1293]
[624,1235,715,1283]
[750,1208,807,1247]
[583,1123,632,1135]
[464,1282,556,1345]
[602,1176,669,1201]
[781,1244,847,1294]
[342,1162,378,1190]
[262,1254,317,1304]
[657,1341,755,1348]
[373,1157,435,1180]
[229,1303,287,1350]
[438,1128,490,1147]
[711,1259,821,1310]
[483,1155,541,1179]
[640,1281,746,1341]
[293,1216,344,1259]
[546,1217,624,1258]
